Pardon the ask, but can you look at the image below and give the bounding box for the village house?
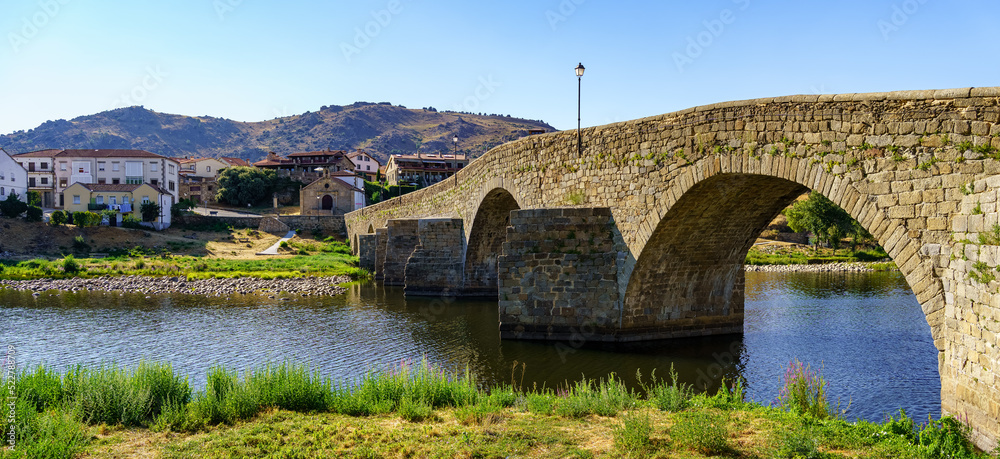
[12,149,181,208]
[384,153,468,186]
[347,150,381,181]
[63,182,173,228]
[177,156,250,205]
[0,147,28,203]
[253,150,355,182]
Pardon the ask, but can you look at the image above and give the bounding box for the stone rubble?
[0,275,350,297]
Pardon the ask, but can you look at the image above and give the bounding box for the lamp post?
[575,63,585,155]
[453,135,458,155]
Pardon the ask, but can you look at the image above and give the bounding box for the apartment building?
[13,149,180,208]
[384,153,468,186]
[347,150,381,181]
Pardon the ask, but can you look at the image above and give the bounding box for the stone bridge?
[346,87,1000,449]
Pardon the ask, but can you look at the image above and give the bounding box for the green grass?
[746,246,892,266]
[4,361,998,458]
[0,240,365,281]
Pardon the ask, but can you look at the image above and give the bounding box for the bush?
[72,236,90,253]
[73,211,101,228]
[26,190,41,207]
[0,191,28,218]
[670,411,733,456]
[640,366,692,412]
[25,205,43,222]
[553,374,637,418]
[613,411,652,455]
[122,214,144,229]
[140,202,161,222]
[778,360,832,419]
[63,362,191,427]
[50,210,67,226]
[62,255,81,274]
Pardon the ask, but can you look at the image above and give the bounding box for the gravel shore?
[744,262,892,273]
[0,275,350,297]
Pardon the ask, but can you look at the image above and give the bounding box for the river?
[0,270,939,422]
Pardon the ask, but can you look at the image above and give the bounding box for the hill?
[0,103,556,164]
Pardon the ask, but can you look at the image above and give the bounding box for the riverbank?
[4,362,991,458]
[745,262,897,273]
[0,274,351,296]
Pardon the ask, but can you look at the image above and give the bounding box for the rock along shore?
[744,262,891,273]
[0,275,350,297]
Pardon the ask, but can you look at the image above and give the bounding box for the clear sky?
[2,0,999,136]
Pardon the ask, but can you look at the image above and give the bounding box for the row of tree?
[214,167,301,207]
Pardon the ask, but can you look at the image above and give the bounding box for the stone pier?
[357,233,376,273]
[383,219,420,286]
[374,227,388,280]
[404,218,465,296]
[498,208,621,341]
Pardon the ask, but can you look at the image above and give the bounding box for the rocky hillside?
[0,104,556,163]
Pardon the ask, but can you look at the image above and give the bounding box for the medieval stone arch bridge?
[346,87,1000,448]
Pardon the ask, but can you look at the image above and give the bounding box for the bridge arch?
[623,158,944,343]
[463,187,522,296]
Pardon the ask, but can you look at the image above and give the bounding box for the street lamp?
[453,135,458,156]
[575,63,585,155]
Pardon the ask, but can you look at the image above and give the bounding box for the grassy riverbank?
[3,361,994,458]
[0,237,364,281]
[746,243,898,270]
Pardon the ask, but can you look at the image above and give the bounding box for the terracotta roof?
[253,159,291,167]
[12,149,62,158]
[68,182,170,195]
[287,150,346,158]
[58,149,167,159]
[177,157,203,164]
[221,157,250,167]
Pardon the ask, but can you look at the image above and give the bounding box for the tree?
[216,166,277,206]
[25,206,42,222]
[73,211,101,228]
[171,199,196,218]
[784,192,855,252]
[0,192,28,218]
[140,202,161,222]
[26,191,41,207]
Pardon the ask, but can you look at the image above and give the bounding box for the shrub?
[122,214,144,229]
[670,411,733,456]
[398,397,435,422]
[63,362,191,427]
[0,192,28,218]
[778,360,832,419]
[140,201,161,222]
[72,236,90,253]
[553,374,637,418]
[15,365,64,412]
[613,411,653,456]
[50,210,68,226]
[61,255,81,274]
[73,211,101,228]
[25,205,43,222]
[640,366,692,412]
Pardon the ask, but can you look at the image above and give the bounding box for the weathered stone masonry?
[403,218,465,297]
[382,219,420,286]
[348,87,1000,449]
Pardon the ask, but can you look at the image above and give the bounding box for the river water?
[0,270,939,422]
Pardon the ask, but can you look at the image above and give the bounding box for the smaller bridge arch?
[463,187,522,297]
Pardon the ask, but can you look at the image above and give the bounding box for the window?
[59,179,67,187]
[0,187,4,196]
[150,162,158,172]
[142,196,150,204]
[29,178,35,187]
[112,178,120,184]
[112,162,120,172]
[169,164,175,174]
[96,196,104,205]
[41,162,48,170]
[60,162,67,171]
[150,179,158,186]
[111,196,117,205]
[73,195,80,205]
[206,166,211,172]
[41,178,48,185]
[98,162,106,171]
[168,181,175,192]
[122,195,128,203]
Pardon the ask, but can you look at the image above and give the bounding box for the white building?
[0,147,28,202]
[347,150,381,181]
[13,149,181,208]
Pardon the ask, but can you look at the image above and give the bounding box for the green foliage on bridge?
[784,192,874,252]
[364,181,418,204]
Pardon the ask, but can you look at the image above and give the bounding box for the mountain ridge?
[0,103,556,164]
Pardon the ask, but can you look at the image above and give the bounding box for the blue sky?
[2,0,999,136]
